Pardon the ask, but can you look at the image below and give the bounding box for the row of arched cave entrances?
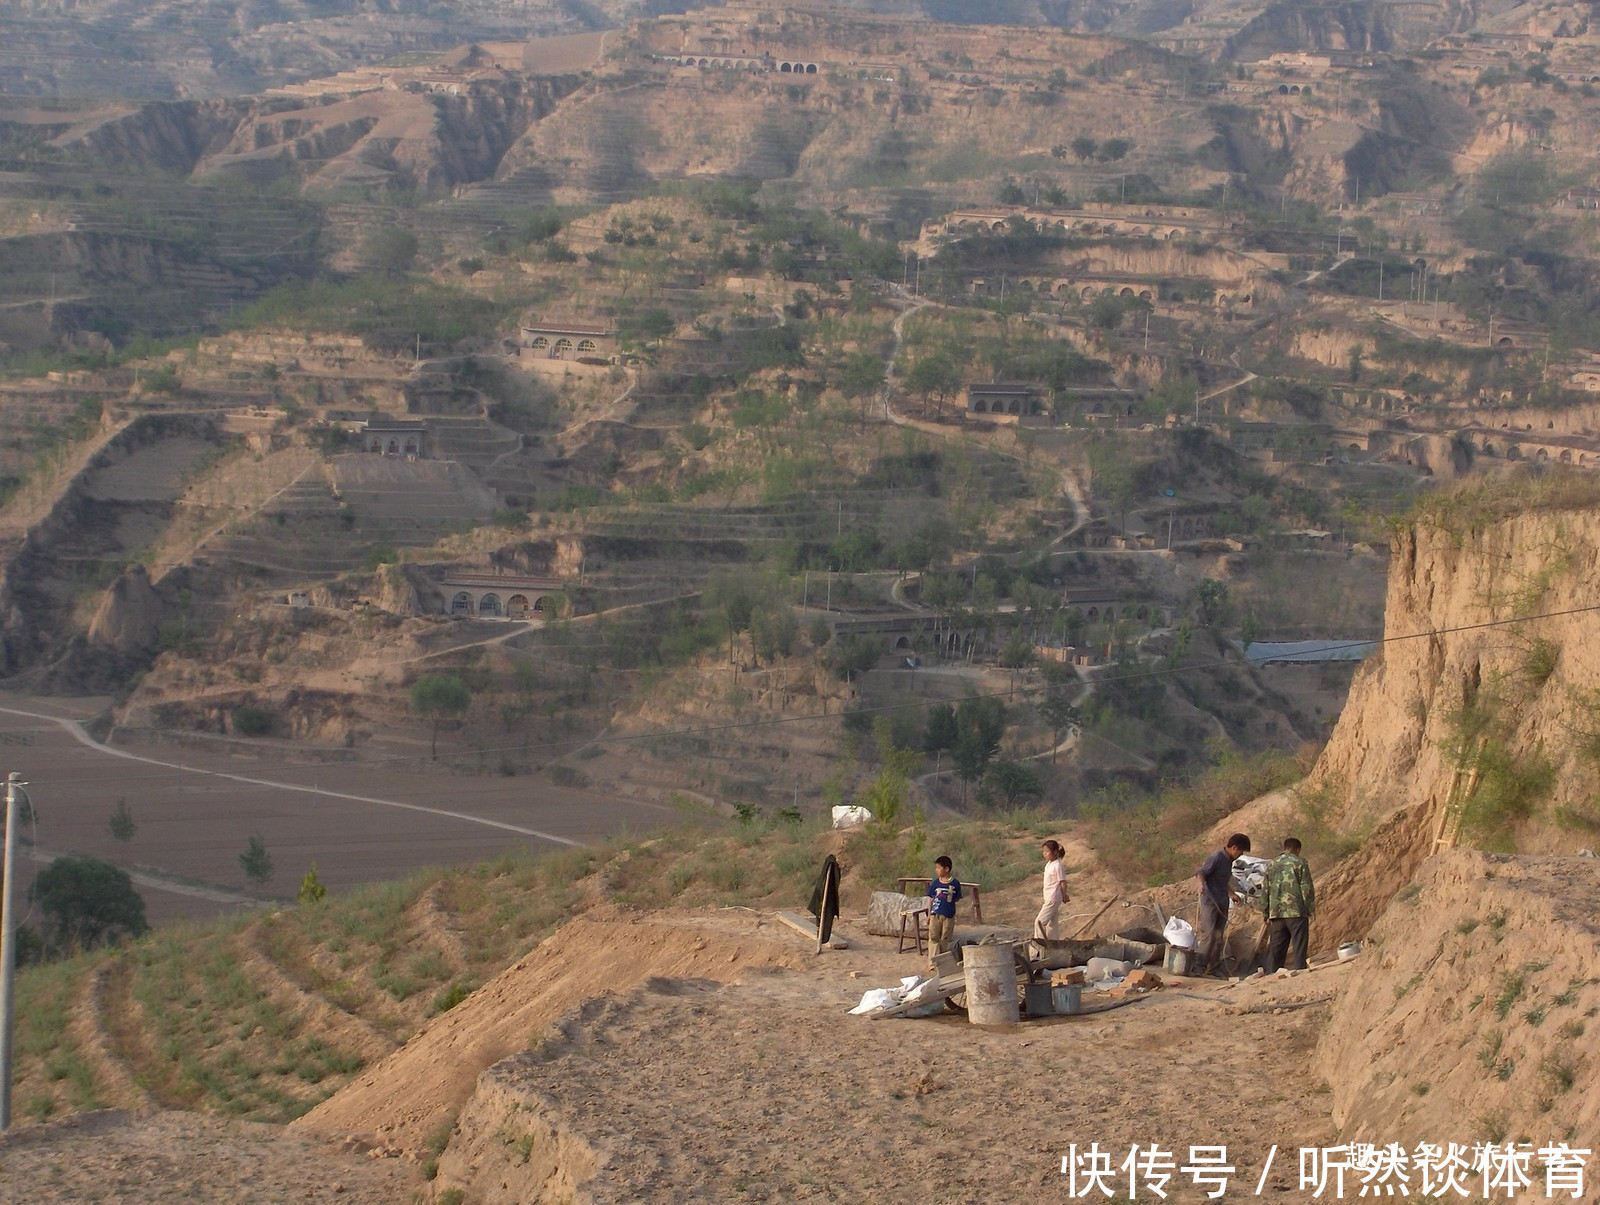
[955,218,1190,240]
[1478,444,1589,465]
[679,56,818,73]
[527,337,601,359]
[451,592,551,618]
[973,279,1251,306]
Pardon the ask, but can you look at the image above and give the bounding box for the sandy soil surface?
[0,693,673,924]
[453,936,1344,1201]
[291,901,1349,1202]
[0,1110,422,1203]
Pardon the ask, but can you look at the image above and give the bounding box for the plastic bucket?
[1163,945,1194,975]
[962,942,1021,1025]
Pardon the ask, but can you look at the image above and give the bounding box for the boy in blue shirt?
[926,855,962,955]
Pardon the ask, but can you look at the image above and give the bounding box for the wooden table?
[896,877,983,922]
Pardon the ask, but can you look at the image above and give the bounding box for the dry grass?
[1082,745,1318,886]
[1409,468,1600,537]
[10,813,1058,1125]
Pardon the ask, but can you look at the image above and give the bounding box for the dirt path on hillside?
[0,702,583,847]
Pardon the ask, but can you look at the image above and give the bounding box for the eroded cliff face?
[1312,493,1600,856]
[1315,849,1600,1152]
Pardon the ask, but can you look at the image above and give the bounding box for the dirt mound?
[293,906,807,1154]
[1317,849,1600,1150]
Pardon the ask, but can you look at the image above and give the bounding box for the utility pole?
[1,771,29,1131]
[1378,259,1384,302]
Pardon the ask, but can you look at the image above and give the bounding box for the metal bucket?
[1051,984,1082,1014]
[1163,945,1194,975]
[962,942,1021,1025]
[1024,981,1054,1016]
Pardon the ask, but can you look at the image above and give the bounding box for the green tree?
[1088,438,1139,532]
[838,352,886,423]
[362,227,419,277]
[923,702,958,753]
[1070,135,1098,161]
[999,628,1034,668]
[950,695,1006,800]
[857,763,909,829]
[952,729,994,803]
[751,606,798,664]
[623,307,675,350]
[1098,137,1132,161]
[905,352,961,417]
[1194,578,1231,627]
[986,760,1044,808]
[411,671,473,759]
[298,862,327,905]
[107,798,136,842]
[1088,294,1131,329]
[1240,611,1261,651]
[957,695,1006,749]
[30,856,148,952]
[1037,692,1082,763]
[707,572,757,662]
[827,633,881,681]
[240,834,274,886]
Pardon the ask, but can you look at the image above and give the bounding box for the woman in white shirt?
[1036,839,1069,940]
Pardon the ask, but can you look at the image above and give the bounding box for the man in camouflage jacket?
[1263,837,1315,972]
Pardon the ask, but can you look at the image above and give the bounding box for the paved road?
[0,697,671,925]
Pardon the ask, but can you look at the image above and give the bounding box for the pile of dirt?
[1316,848,1600,1150]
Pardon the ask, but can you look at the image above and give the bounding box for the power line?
[8,599,1600,796]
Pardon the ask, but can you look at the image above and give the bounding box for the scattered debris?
[1122,969,1163,993]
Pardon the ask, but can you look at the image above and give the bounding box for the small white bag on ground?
[1163,917,1197,950]
[832,805,873,828]
[848,988,897,1015]
[1085,956,1134,982]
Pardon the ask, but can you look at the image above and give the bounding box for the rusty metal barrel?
[962,941,1020,1025]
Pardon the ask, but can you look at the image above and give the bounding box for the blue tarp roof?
[1239,639,1377,664]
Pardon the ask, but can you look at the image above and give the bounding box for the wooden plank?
[774,910,848,949]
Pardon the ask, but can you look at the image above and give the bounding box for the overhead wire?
[8,598,1600,799]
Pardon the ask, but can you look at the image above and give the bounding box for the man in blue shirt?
[1194,833,1250,977]
[926,855,962,955]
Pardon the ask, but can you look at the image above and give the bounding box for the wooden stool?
[898,902,929,954]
